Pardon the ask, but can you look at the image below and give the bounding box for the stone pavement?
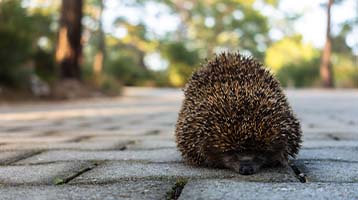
[0,87,357,200]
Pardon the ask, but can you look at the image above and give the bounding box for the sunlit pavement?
[0,87,357,200]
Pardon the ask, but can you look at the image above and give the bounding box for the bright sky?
[279,0,357,48]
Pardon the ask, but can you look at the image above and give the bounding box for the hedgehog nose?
[239,165,255,175]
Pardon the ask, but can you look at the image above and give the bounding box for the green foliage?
[34,49,56,82]
[162,0,271,60]
[265,35,319,72]
[0,0,55,88]
[276,58,320,87]
[266,35,321,87]
[149,71,171,87]
[331,26,358,88]
[163,42,199,66]
[0,0,33,87]
[105,54,150,86]
[161,42,199,86]
[333,54,358,88]
[97,74,123,96]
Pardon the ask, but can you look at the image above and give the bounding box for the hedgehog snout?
[228,160,260,175]
[238,164,255,175]
[221,152,261,175]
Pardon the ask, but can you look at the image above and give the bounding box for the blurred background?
[0,0,357,101]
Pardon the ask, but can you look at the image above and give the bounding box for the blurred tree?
[332,24,354,55]
[277,58,320,87]
[265,35,320,87]
[102,32,155,86]
[331,24,358,87]
[265,35,319,71]
[113,18,155,70]
[162,0,272,60]
[56,0,83,79]
[145,0,276,86]
[20,0,60,82]
[161,42,199,86]
[320,0,334,88]
[85,0,106,78]
[0,0,56,87]
[0,0,33,87]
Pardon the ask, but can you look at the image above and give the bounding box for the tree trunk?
[320,0,334,88]
[93,0,105,76]
[56,0,83,80]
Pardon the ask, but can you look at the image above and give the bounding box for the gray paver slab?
[295,160,358,182]
[302,140,358,148]
[71,161,296,184]
[302,131,358,140]
[0,151,37,165]
[179,180,358,200]
[0,161,93,185]
[126,140,176,150]
[0,135,79,143]
[298,147,358,162]
[0,140,128,151]
[16,149,182,164]
[0,180,174,200]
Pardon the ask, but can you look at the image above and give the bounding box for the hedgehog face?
[221,151,265,175]
[221,150,285,175]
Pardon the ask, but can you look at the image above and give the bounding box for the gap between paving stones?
[68,176,301,186]
[7,148,309,184]
[298,159,358,164]
[166,178,188,200]
[68,135,94,143]
[13,160,183,167]
[8,158,354,184]
[54,162,101,185]
[0,140,134,152]
[293,159,358,183]
[14,149,182,164]
[289,163,307,183]
[0,150,44,166]
[177,180,358,200]
[0,161,98,186]
[68,161,298,185]
[0,179,178,200]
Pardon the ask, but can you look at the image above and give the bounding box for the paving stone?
[85,134,175,142]
[179,180,358,200]
[126,140,176,150]
[0,135,79,143]
[0,140,129,151]
[16,149,182,164]
[298,148,358,161]
[0,180,174,200]
[295,160,358,182]
[1,88,358,199]
[0,104,175,122]
[70,128,175,138]
[0,161,94,185]
[43,131,124,138]
[302,131,358,140]
[71,161,296,184]
[0,131,42,138]
[0,151,38,165]
[302,140,358,148]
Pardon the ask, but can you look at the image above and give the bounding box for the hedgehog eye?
[254,155,267,163]
[221,152,237,163]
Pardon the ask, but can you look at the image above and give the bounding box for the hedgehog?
[175,52,302,175]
